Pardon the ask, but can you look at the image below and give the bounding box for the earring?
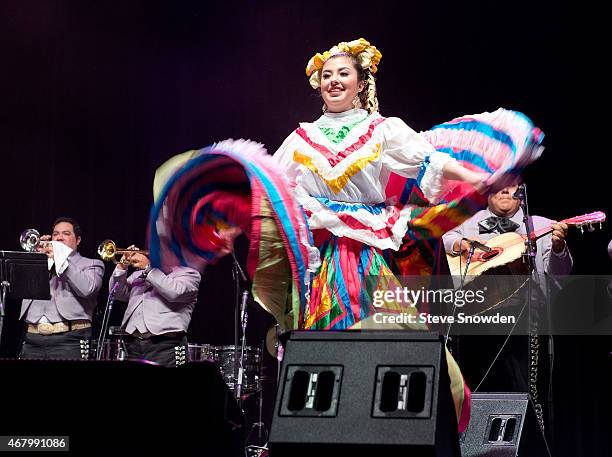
[352,95,362,109]
[322,104,327,113]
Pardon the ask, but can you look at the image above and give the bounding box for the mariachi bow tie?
[478,216,520,234]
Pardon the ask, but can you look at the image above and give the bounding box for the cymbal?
[265,325,280,357]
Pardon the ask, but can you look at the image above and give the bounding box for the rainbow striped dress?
[149,108,543,433]
[273,107,543,330]
[272,107,542,433]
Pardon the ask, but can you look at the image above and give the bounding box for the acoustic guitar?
[447,211,606,282]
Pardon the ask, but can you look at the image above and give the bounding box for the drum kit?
[187,343,263,396]
[89,327,267,398]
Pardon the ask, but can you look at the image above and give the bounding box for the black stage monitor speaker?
[0,359,245,456]
[269,331,461,457]
[460,392,528,457]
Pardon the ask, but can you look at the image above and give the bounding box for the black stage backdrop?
[1,1,610,455]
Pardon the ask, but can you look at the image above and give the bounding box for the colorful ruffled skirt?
[148,109,545,435]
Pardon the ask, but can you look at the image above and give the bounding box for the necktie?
[478,216,520,234]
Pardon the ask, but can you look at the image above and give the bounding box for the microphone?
[462,237,492,253]
[512,183,526,200]
[240,290,248,325]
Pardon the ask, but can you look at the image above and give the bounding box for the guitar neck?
[527,216,584,241]
[531,225,554,240]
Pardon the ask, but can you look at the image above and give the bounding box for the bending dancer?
[148,39,544,432]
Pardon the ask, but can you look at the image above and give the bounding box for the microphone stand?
[461,240,478,288]
[245,339,270,451]
[231,251,249,410]
[445,238,490,345]
[96,281,119,360]
[515,184,537,272]
[232,251,272,454]
[515,184,552,451]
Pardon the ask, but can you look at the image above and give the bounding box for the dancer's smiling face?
[320,55,365,113]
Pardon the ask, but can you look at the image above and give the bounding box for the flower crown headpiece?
[305,38,382,90]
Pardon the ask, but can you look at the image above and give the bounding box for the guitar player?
[443,181,572,381]
[443,182,572,277]
[443,182,572,384]
[442,180,573,451]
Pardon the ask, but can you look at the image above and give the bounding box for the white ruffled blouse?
[273,109,454,251]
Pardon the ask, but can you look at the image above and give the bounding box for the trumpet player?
[108,244,201,367]
[20,217,105,360]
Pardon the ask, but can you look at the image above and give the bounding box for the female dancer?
[149,38,543,432]
[273,38,519,330]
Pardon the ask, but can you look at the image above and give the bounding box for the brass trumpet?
[19,228,51,252]
[97,239,149,264]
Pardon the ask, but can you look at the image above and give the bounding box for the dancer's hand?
[485,171,521,194]
[218,227,242,257]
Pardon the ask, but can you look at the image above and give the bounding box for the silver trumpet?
[19,228,51,252]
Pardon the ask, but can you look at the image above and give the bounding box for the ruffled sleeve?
[272,131,302,186]
[381,117,457,204]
